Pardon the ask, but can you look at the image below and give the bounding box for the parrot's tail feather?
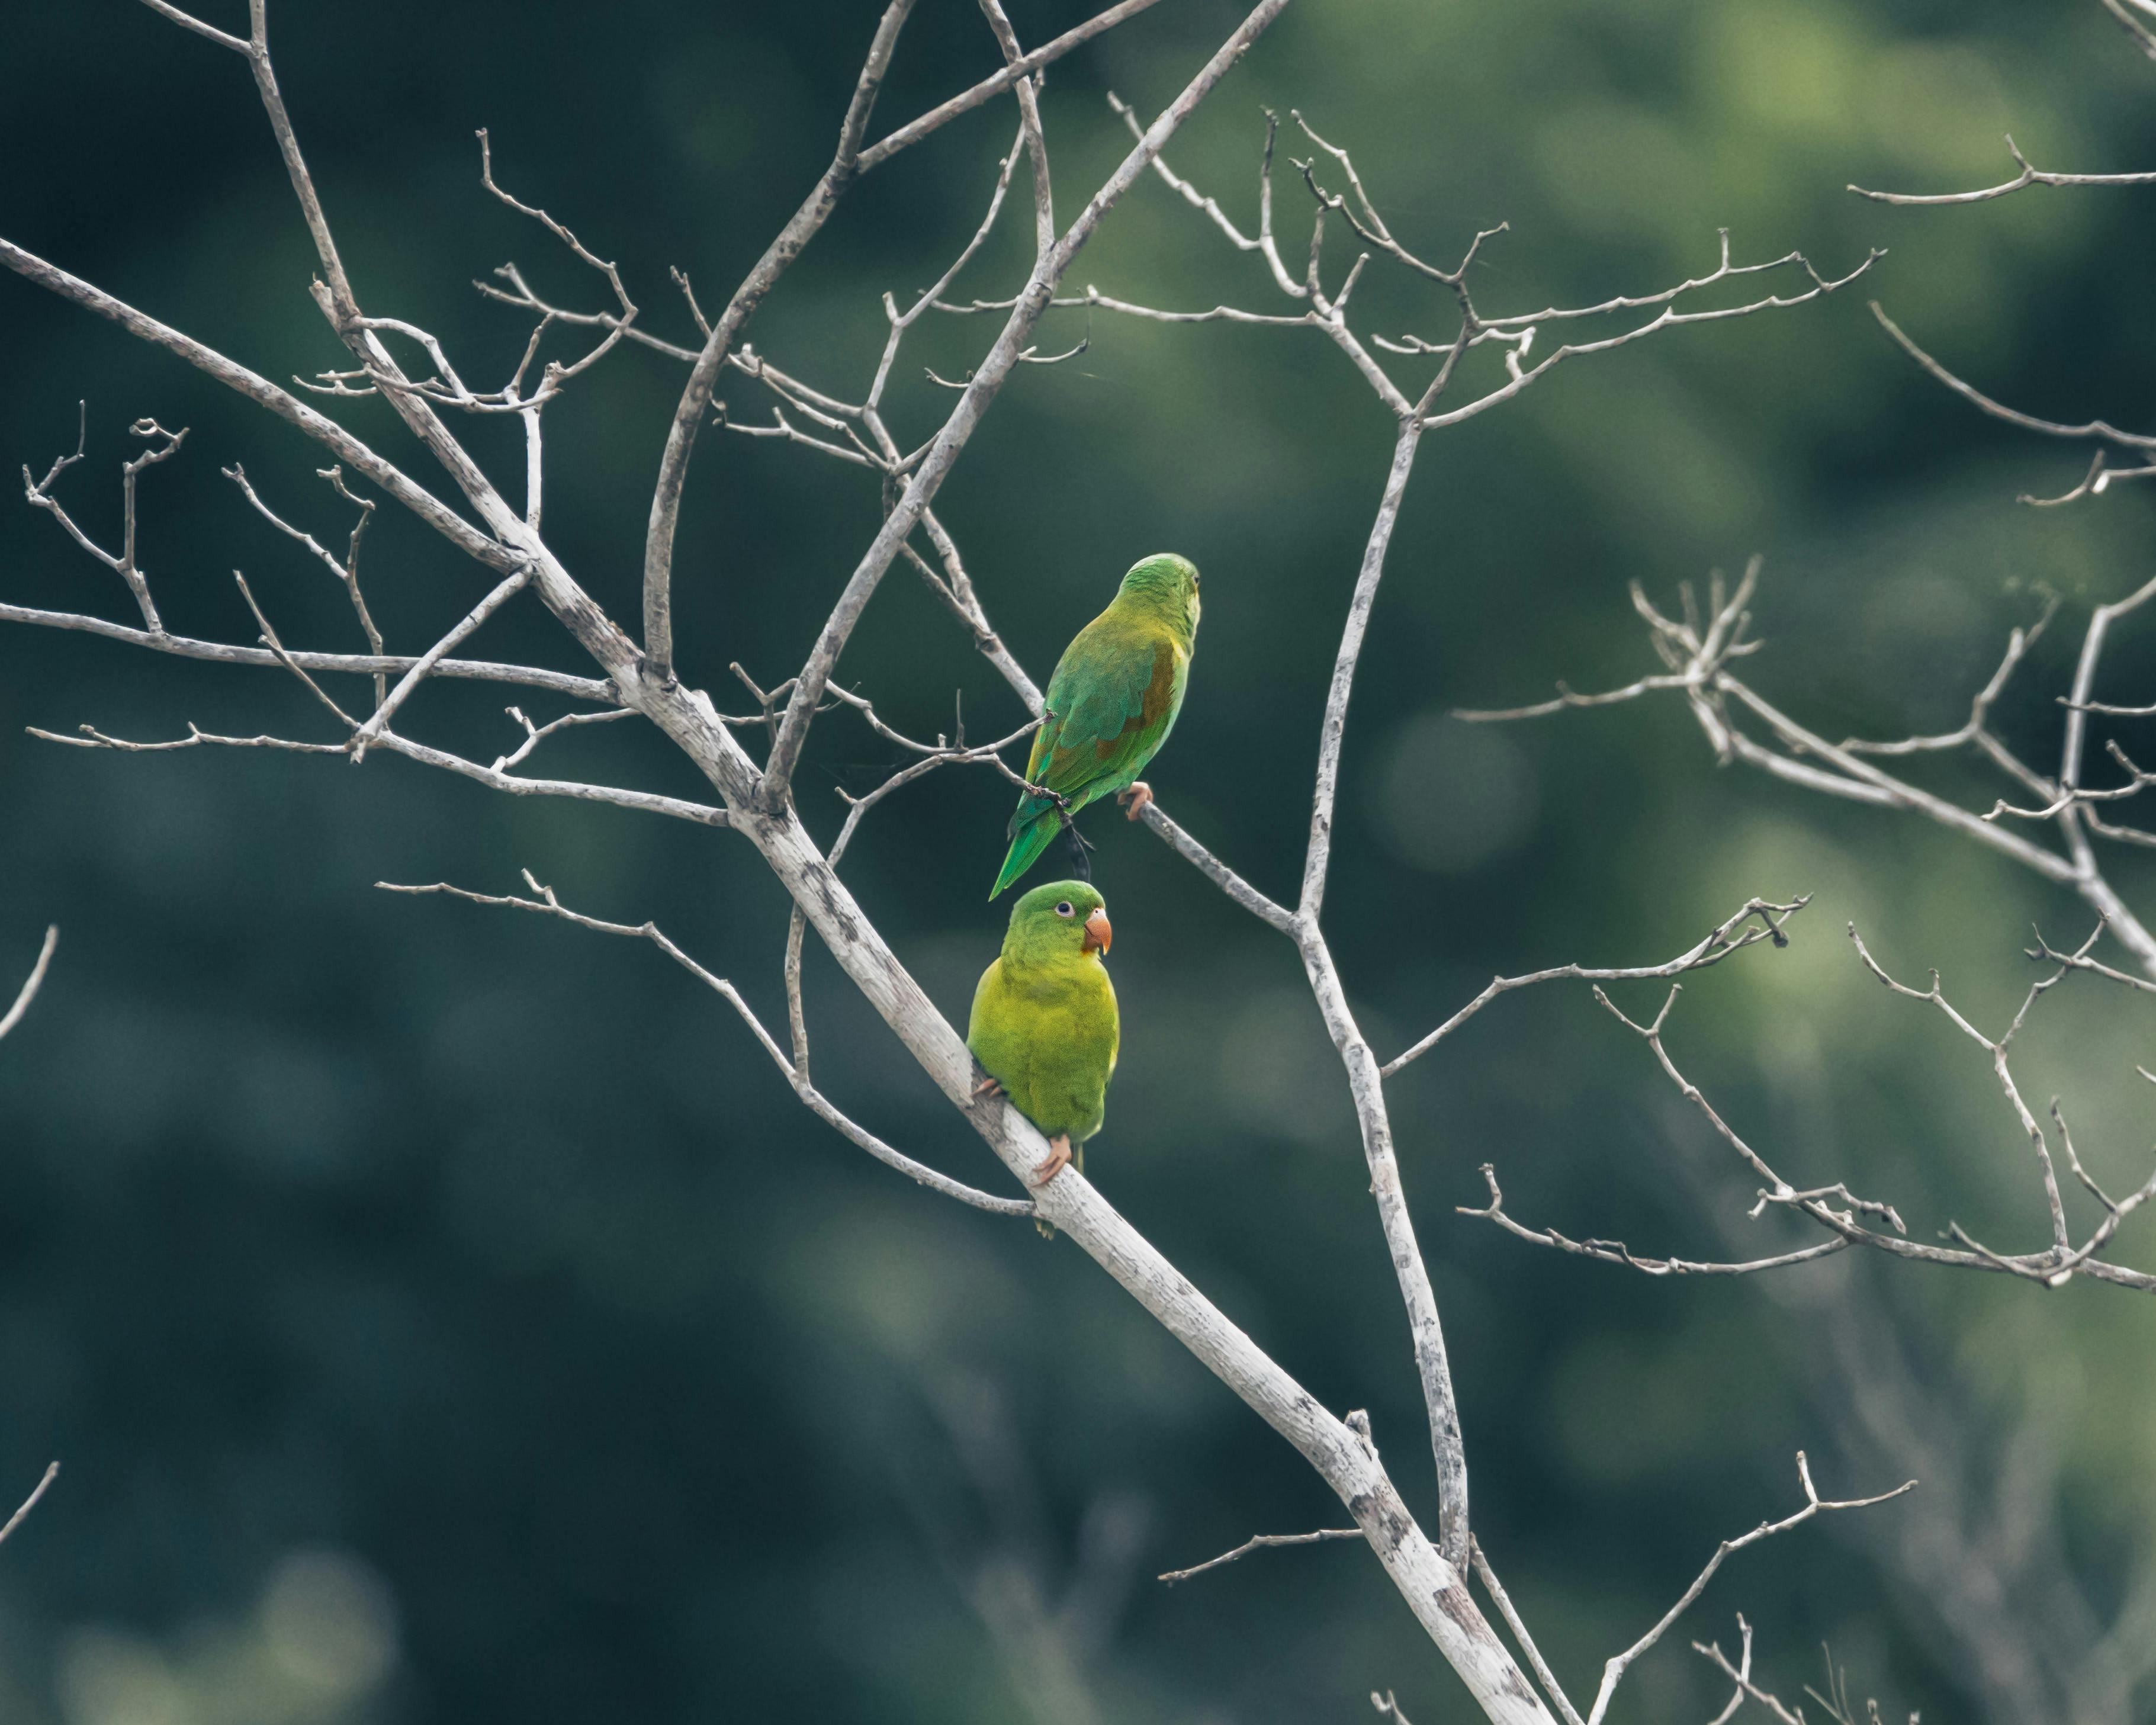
[989,810,1065,899]
[1005,792,1053,841]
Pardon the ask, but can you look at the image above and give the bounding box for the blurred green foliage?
[2,2,2154,1721]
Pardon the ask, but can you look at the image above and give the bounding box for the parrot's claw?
[973,1075,1004,1099]
[1024,779,1074,819]
[1117,782,1154,821]
[1030,1135,1074,1188]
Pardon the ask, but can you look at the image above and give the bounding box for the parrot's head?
[1118,552,1200,641]
[1004,879,1111,966]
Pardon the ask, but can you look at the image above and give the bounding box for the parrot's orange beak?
[1082,907,1112,955]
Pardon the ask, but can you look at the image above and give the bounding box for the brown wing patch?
[1093,641,1175,761]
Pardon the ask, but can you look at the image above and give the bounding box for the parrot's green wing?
[989,620,1186,898]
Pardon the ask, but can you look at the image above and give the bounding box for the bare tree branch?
[0,601,613,701]
[2100,0,2156,61]
[1468,1538,1586,1725]
[1851,134,2156,204]
[1384,898,1805,1078]
[351,561,532,759]
[33,718,731,829]
[859,0,1170,171]
[0,237,510,568]
[22,409,182,632]
[137,0,249,53]
[0,1463,60,1547]
[1463,927,2156,1292]
[1464,563,2156,972]
[978,2,1054,262]
[1849,924,2077,1259]
[641,0,918,682]
[0,927,59,1043]
[1869,303,2156,452]
[1582,1454,1914,1725]
[1694,1618,1920,1725]
[380,875,1030,1218]
[1459,1165,1854,1279]
[1157,1525,1362,1584]
[226,462,388,702]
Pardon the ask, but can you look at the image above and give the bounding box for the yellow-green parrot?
[967,880,1117,1188]
[989,553,1201,899]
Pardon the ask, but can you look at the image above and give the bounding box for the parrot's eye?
[1054,901,1074,918]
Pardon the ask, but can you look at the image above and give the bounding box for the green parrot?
[967,879,1118,1188]
[989,552,1201,900]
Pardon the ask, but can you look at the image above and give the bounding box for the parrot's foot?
[1117,782,1154,821]
[1030,1134,1073,1188]
[1021,775,1074,819]
[972,1075,1004,1100]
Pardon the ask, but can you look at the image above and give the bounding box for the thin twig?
[0,1463,60,1547]
[858,0,1170,170]
[1470,1537,1587,1725]
[1582,1455,1914,1725]
[36,722,730,828]
[352,561,533,759]
[380,875,1031,1217]
[1852,135,2156,204]
[1157,1525,1361,1584]
[0,927,59,1043]
[1871,303,2156,452]
[1384,898,1806,1078]
[0,602,613,701]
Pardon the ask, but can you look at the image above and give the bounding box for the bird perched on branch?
[968,880,1117,1190]
[989,552,1200,899]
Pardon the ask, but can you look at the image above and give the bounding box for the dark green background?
[3,2,2154,1721]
